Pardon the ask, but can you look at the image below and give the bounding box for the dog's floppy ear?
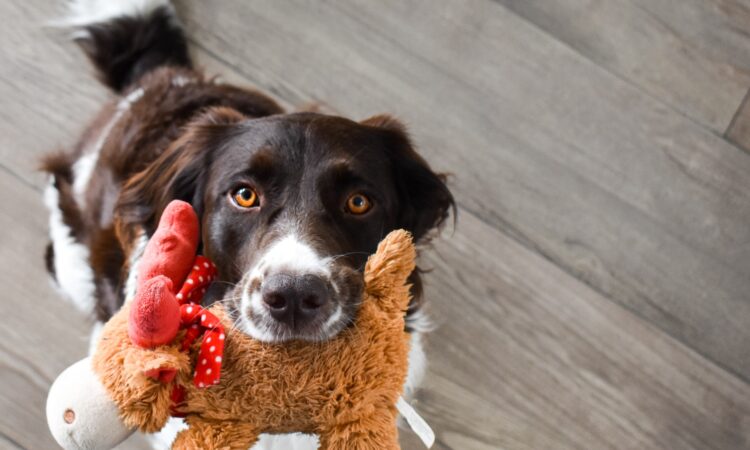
[116,107,245,241]
[361,114,455,242]
[361,114,455,313]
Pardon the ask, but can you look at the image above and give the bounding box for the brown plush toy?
[83,203,419,449]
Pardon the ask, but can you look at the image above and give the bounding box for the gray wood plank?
[0,434,24,450]
[179,0,750,381]
[495,0,750,133]
[416,211,750,449]
[727,89,750,153]
[0,1,108,189]
[0,172,149,449]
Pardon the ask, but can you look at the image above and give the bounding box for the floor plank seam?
[0,162,41,194]
[185,37,301,108]
[191,2,750,167]
[488,0,750,151]
[188,30,750,388]
[0,432,25,450]
[458,202,750,388]
[724,86,750,140]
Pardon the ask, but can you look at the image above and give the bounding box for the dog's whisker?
[321,252,369,265]
[211,280,240,289]
[208,297,242,307]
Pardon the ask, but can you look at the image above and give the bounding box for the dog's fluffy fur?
[44,1,453,448]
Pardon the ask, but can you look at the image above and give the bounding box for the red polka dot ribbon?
[176,256,215,304]
[174,256,225,388]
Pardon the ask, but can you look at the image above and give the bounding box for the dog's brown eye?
[232,187,259,208]
[346,193,371,215]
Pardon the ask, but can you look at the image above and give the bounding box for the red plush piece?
[137,200,200,285]
[128,201,200,348]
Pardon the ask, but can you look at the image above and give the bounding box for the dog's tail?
[60,0,191,93]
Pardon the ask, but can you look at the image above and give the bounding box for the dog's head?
[118,108,453,342]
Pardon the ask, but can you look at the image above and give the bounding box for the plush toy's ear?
[137,200,200,286]
[364,229,416,313]
[128,200,199,348]
[128,276,181,348]
[123,346,188,387]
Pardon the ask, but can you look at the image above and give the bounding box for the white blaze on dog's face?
[239,233,347,342]
[126,112,453,342]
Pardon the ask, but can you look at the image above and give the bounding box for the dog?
[43,0,453,448]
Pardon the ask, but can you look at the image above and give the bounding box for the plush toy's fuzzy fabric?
[91,229,416,450]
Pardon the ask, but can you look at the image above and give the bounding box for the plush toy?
[47,200,432,450]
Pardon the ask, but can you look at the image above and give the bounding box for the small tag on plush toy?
[397,396,435,448]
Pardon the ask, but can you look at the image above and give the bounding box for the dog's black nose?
[261,273,329,327]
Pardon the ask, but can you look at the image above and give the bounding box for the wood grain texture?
[418,212,750,449]
[727,89,750,153]
[0,1,107,189]
[179,0,750,381]
[1,0,750,449]
[495,0,750,132]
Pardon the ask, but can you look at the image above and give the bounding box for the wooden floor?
[2,1,750,448]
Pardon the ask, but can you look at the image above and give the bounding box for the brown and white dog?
[43,0,453,447]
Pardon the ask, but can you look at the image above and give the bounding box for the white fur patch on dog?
[239,290,279,342]
[405,308,435,334]
[123,231,148,303]
[258,234,330,277]
[322,305,343,333]
[404,332,427,396]
[60,0,171,26]
[239,233,333,341]
[145,417,187,449]
[44,179,97,315]
[147,419,319,450]
[73,87,145,210]
[88,321,104,356]
[252,433,319,450]
[71,151,97,207]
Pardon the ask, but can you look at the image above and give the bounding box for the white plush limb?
[46,357,134,450]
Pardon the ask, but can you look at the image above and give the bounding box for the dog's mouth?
[224,234,363,342]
